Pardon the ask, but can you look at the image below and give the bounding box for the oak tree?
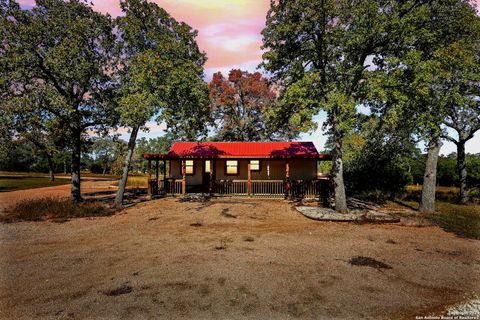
[261,0,429,212]
[1,0,117,201]
[114,0,210,205]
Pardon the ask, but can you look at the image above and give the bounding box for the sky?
[18,0,480,155]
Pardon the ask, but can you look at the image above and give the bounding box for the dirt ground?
[0,196,479,319]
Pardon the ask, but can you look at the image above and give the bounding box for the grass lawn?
[0,171,150,191]
[399,199,480,240]
[0,175,71,192]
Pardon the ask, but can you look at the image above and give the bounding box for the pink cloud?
[18,0,269,73]
[18,0,480,76]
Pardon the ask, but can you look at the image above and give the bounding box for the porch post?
[163,160,167,178]
[155,160,159,194]
[247,162,251,196]
[285,161,290,199]
[181,159,186,194]
[160,159,166,192]
[147,159,152,199]
[209,159,214,193]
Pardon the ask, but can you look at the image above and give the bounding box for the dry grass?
[126,175,151,188]
[1,197,118,223]
[404,185,461,203]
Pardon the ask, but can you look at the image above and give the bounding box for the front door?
[202,160,211,192]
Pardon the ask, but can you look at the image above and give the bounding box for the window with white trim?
[226,160,238,175]
[250,160,260,171]
[185,160,194,175]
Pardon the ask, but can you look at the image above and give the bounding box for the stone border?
[296,206,400,223]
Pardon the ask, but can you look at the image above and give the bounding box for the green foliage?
[342,117,417,199]
[368,0,480,141]
[261,0,430,138]
[1,0,118,133]
[436,156,457,187]
[405,153,480,189]
[0,138,70,173]
[1,0,119,200]
[134,135,173,172]
[115,0,211,139]
[467,154,480,188]
[87,135,127,174]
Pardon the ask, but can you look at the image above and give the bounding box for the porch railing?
[214,179,285,198]
[289,179,330,203]
[150,178,330,201]
[251,180,284,197]
[214,180,248,195]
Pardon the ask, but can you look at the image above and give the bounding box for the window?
[185,160,194,175]
[225,160,238,175]
[205,160,211,173]
[250,160,260,171]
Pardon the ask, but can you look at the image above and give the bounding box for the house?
[143,141,332,199]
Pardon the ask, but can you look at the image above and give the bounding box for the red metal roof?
[144,141,331,159]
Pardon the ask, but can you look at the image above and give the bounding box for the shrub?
[89,163,104,174]
[1,197,118,223]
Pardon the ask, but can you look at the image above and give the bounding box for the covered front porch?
[142,156,332,201]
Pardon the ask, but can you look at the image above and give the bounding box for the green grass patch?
[1,197,119,223]
[0,175,71,192]
[399,199,480,240]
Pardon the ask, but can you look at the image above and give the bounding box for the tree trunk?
[115,126,139,206]
[331,125,347,213]
[71,132,82,202]
[419,134,442,213]
[63,159,67,174]
[457,140,468,204]
[46,152,55,182]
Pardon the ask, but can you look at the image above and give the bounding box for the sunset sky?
[18,0,480,154]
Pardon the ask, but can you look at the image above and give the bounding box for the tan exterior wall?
[169,159,317,185]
